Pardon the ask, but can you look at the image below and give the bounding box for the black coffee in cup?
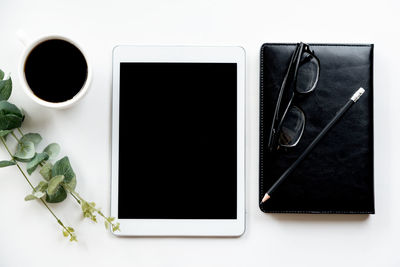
[24,39,88,103]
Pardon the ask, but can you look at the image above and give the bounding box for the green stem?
[1,137,34,190]
[1,136,13,156]
[40,199,73,238]
[1,136,74,238]
[15,160,35,190]
[11,132,21,144]
[68,189,117,228]
[17,128,24,136]
[69,191,81,204]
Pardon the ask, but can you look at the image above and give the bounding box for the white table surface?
[0,0,399,266]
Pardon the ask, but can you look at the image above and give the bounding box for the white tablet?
[111,46,245,236]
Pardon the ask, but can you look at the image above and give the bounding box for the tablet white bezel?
[111,45,245,236]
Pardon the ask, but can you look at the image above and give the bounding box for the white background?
[0,0,399,266]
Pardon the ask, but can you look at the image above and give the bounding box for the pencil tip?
[260,193,270,204]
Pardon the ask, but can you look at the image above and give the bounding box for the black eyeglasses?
[267,43,320,152]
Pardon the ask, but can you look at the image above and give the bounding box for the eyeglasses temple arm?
[267,45,302,150]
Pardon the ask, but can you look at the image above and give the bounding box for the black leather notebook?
[259,43,374,214]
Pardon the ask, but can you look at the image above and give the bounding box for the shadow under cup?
[23,38,88,104]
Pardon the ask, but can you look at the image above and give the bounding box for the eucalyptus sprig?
[0,69,119,241]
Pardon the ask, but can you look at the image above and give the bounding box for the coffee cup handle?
[16,29,32,47]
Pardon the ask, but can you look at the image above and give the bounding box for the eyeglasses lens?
[296,52,319,94]
[279,106,306,147]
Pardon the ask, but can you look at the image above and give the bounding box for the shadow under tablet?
[118,62,238,219]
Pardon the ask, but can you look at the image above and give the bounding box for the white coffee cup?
[17,30,92,109]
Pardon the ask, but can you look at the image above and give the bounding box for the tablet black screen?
[118,62,237,219]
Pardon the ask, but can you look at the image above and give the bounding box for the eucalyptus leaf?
[43,143,60,160]
[21,133,42,147]
[0,160,15,168]
[33,191,46,198]
[39,162,53,181]
[47,175,65,195]
[19,108,25,122]
[14,140,35,161]
[45,186,67,203]
[0,69,4,80]
[52,157,75,183]
[25,181,48,201]
[0,101,24,131]
[0,129,12,137]
[0,114,23,131]
[24,191,46,201]
[64,175,77,190]
[24,194,36,201]
[27,152,49,175]
[0,77,12,101]
[0,101,23,117]
[34,181,48,192]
